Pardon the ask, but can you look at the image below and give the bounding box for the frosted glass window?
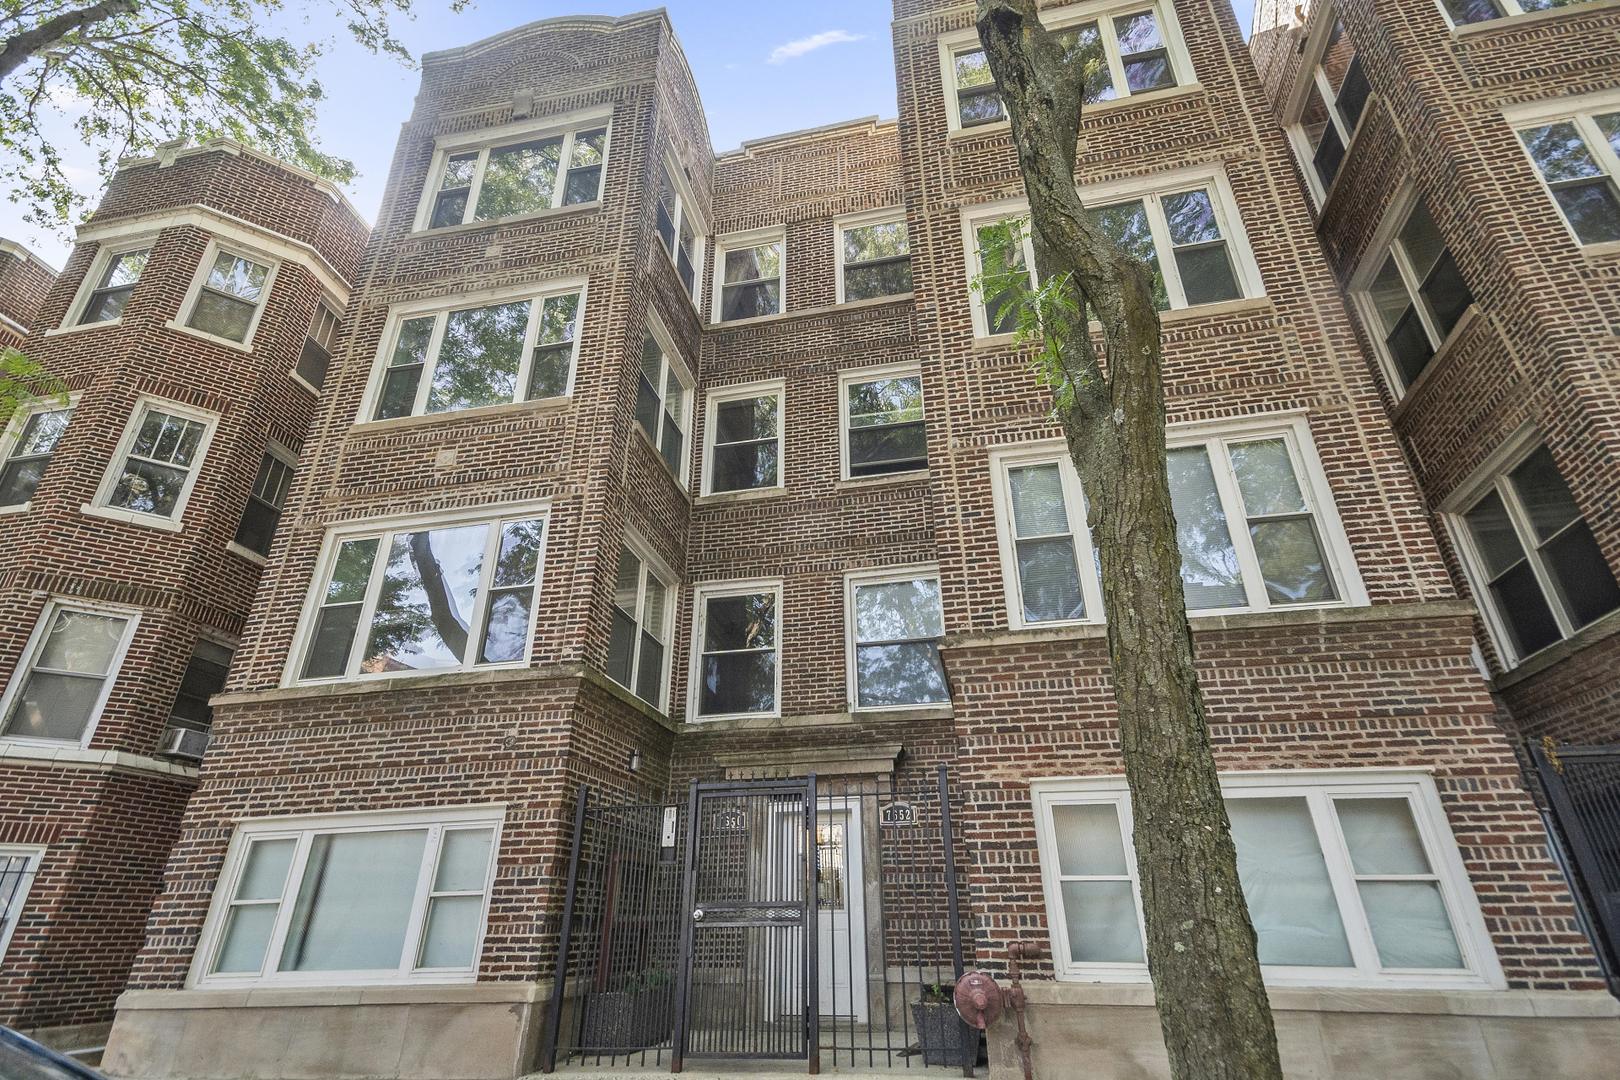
[213,838,296,974]
[852,577,950,708]
[1227,798,1353,967]
[298,515,546,682]
[418,828,494,969]
[1335,799,1463,970]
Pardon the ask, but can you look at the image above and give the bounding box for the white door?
[816,803,868,1022]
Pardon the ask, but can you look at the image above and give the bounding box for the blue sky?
[1,1,1255,267]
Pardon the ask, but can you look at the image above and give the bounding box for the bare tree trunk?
[973,3,1283,1078]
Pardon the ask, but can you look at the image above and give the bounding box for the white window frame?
[1501,86,1620,252]
[411,108,613,233]
[711,225,787,324]
[84,395,221,533]
[637,312,696,488]
[354,277,588,424]
[1032,769,1506,990]
[960,164,1265,339]
[606,529,679,714]
[1436,0,1603,29]
[282,500,551,688]
[226,438,300,566]
[988,414,1367,623]
[54,237,159,333]
[0,845,46,963]
[0,392,79,516]
[1349,182,1477,397]
[834,206,912,305]
[0,597,142,749]
[838,361,927,482]
[843,564,950,714]
[688,578,784,722]
[989,445,1106,631]
[656,150,708,309]
[188,803,506,989]
[937,0,1197,136]
[702,378,785,497]
[1440,425,1613,669]
[1279,5,1375,211]
[168,238,279,351]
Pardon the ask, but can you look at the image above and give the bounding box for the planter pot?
[911,1001,975,1066]
[581,991,671,1051]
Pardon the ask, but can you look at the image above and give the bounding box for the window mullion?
[1309,790,1384,976]
[462,522,505,669]
[1575,113,1620,185]
[1063,461,1105,620]
[628,565,649,684]
[259,832,314,979]
[348,532,394,678]
[1389,243,1444,348]
[1500,479,1579,637]
[1208,439,1269,610]
[1315,67,1351,143]
[412,314,450,416]
[399,824,443,975]
[1100,22,1127,98]
[464,149,491,225]
[1144,194,1187,309]
[513,297,544,404]
[554,132,575,211]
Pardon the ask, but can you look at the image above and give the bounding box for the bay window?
[78,247,149,325]
[294,508,547,683]
[90,398,219,527]
[846,569,950,710]
[186,248,273,345]
[369,286,583,420]
[198,808,502,986]
[1033,771,1503,988]
[231,444,297,561]
[1356,196,1474,391]
[0,403,73,508]
[425,123,608,229]
[1288,9,1371,202]
[656,159,706,304]
[635,328,693,482]
[606,541,674,710]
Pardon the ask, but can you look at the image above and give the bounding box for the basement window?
[424,123,608,229]
[197,807,503,986]
[1033,771,1504,989]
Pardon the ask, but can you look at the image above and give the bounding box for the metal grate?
[1533,743,1620,994]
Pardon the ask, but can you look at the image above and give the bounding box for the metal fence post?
[539,785,591,1073]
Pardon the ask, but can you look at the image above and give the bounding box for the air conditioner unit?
[157,725,210,762]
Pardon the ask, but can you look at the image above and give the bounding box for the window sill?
[709,293,914,333]
[288,369,322,397]
[695,486,787,506]
[0,501,30,516]
[835,290,915,309]
[949,119,1012,140]
[1390,304,1483,424]
[948,83,1207,142]
[0,739,200,779]
[349,394,572,435]
[835,469,930,491]
[251,662,586,704]
[164,319,256,354]
[633,423,690,494]
[1490,605,1620,691]
[80,502,185,533]
[225,540,270,566]
[1158,294,1275,324]
[121,983,548,1011]
[1579,237,1620,262]
[971,330,1020,351]
[44,317,121,338]
[677,704,954,735]
[1450,0,1620,37]
[411,200,602,239]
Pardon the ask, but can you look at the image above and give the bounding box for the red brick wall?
[0,246,57,339]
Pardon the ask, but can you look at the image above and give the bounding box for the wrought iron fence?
[540,765,975,1073]
[1532,742,1620,994]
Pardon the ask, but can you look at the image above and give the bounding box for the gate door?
[673,777,818,1071]
[1534,743,1620,987]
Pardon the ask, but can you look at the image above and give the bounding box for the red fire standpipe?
[1008,943,1038,1080]
[953,971,1003,1079]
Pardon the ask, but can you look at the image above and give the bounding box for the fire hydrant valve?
[953,971,1005,1030]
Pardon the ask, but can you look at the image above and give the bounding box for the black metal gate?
[541,766,973,1073]
[1532,742,1620,993]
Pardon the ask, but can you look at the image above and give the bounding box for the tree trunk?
[973,3,1283,1078]
[0,0,139,85]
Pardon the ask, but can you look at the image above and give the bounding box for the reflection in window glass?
[80,248,150,324]
[843,221,912,300]
[847,376,926,477]
[0,608,131,742]
[852,577,949,708]
[108,408,209,518]
[0,407,73,507]
[720,242,782,321]
[711,395,779,492]
[699,591,777,716]
[189,251,270,342]
[429,125,608,228]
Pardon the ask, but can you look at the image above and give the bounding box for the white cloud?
[767,30,865,65]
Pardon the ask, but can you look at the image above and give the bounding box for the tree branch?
[0,0,138,84]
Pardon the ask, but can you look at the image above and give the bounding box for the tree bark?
[973,3,1283,1078]
[0,0,139,85]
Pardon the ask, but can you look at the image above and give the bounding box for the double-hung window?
[0,846,44,963]
[167,637,235,733]
[656,160,706,304]
[703,381,783,495]
[0,403,73,508]
[838,213,912,302]
[197,807,502,986]
[635,327,693,482]
[1514,108,1620,247]
[1451,439,1620,667]
[370,286,583,420]
[295,303,341,391]
[990,420,1364,625]
[426,124,608,229]
[841,364,926,479]
[715,231,784,322]
[965,171,1259,337]
[846,569,950,710]
[1356,195,1474,391]
[1289,11,1371,202]
[605,541,674,710]
[91,399,218,527]
[1033,771,1503,988]
[1441,0,1600,25]
[186,249,273,344]
[232,443,298,561]
[78,247,149,324]
[0,600,140,744]
[692,582,780,719]
[973,215,1035,335]
[943,4,1189,132]
[294,508,547,683]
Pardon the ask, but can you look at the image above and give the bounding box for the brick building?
[0,1,1599,1078]
[1252,0,1620,997]
[0,240,58,350]
[0,143,366,1053]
